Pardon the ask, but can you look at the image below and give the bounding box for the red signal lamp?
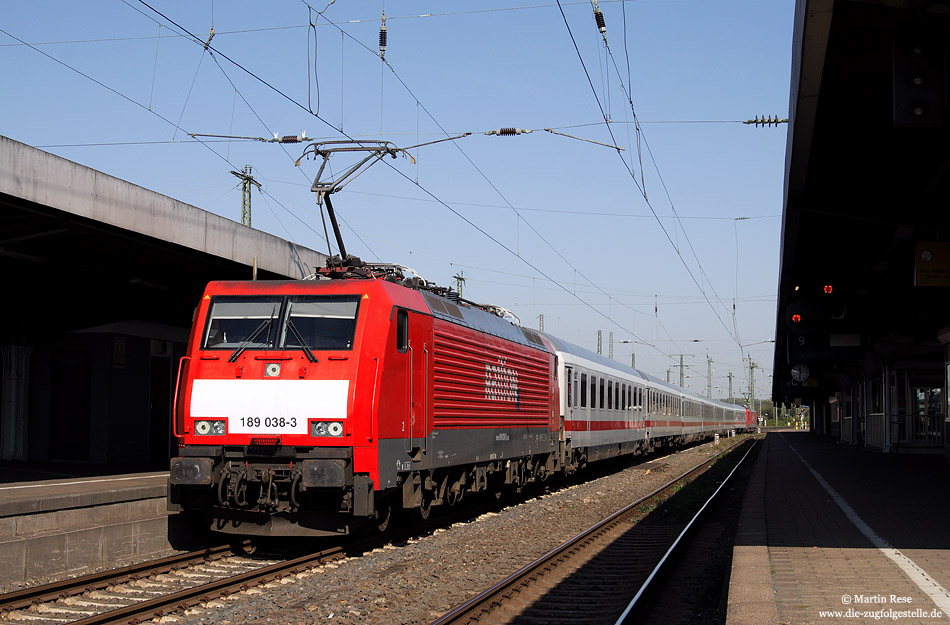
[823,285,833,294]
[791,314,802,323]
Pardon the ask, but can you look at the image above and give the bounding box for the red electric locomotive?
[169,144,757,536]
[169,263,558,536]
[746,407,759,429]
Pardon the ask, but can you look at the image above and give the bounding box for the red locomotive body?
[746,407,759,429]
[169,277,557,536]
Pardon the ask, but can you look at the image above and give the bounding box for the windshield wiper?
[286,319,318,363]
[228,318,272,362]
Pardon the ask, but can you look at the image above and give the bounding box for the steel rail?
[0,542,246,612]
[66,543,352,625]
[614,437,760,624]
[430,435,755,625]
[37,497,512,625]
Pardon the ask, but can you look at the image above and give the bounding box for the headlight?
[194,420,226,436]
[311,421,344,437]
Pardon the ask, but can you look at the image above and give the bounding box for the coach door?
[405,310,429,454]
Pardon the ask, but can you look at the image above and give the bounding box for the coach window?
[615,383,620,412]
[580,373,588,407]
[592,376,599,409]
[607,380,613,410]
[599,378,605,410]
[621,384,626,411]
[573,372,579,409]
[396,309,409,353]
[565,367,573,407]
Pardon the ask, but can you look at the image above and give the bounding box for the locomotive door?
[405,310,429,454]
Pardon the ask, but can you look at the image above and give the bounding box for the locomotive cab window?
[283,296,360,351]
[202,294,360,352]
[203,297,281,349]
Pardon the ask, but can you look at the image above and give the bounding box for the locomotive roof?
[419,290,550,353]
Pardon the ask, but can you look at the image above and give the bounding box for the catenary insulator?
[379,10,387,58]
[593,0,606,33]
[486,128,531,136]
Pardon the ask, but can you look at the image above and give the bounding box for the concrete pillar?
[1,345,33,461]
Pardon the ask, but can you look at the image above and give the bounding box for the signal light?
[791,314,802,323]
[824,285,833,294]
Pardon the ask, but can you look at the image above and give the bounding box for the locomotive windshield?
[282,296,359,350]
[203,298,281,349]
[202,294,360,352]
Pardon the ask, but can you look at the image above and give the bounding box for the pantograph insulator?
[487,128,532,136]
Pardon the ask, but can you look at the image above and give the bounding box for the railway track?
[430,436,759,625]
[0,485,541,625]
[0,540,356,625]
[1,438,750,625]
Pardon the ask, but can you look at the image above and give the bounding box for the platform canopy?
[0,135,328,338]
[774,0,950,405]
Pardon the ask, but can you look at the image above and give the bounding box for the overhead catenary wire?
[301,2,673,358]
[555,0,742,352]
[64,1,727,363]
[0,26,233,171]
[594,2,730,321]
[132,0,381,259]
[580,2,740,335]
[590,6,785,357]
[4,8,353,261]
[0,22,351,266]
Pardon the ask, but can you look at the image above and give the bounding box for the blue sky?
[0,0,794,403]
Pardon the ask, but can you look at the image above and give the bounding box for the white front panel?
[191,379,349,435]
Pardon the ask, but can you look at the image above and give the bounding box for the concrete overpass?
[774,0,949,453]
[0,135,328,465]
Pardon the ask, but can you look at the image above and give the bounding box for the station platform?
[0,468,198,586]
[726,431,950,624]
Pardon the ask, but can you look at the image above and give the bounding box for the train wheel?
[373,497,393,533]
[418,491,434,521]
